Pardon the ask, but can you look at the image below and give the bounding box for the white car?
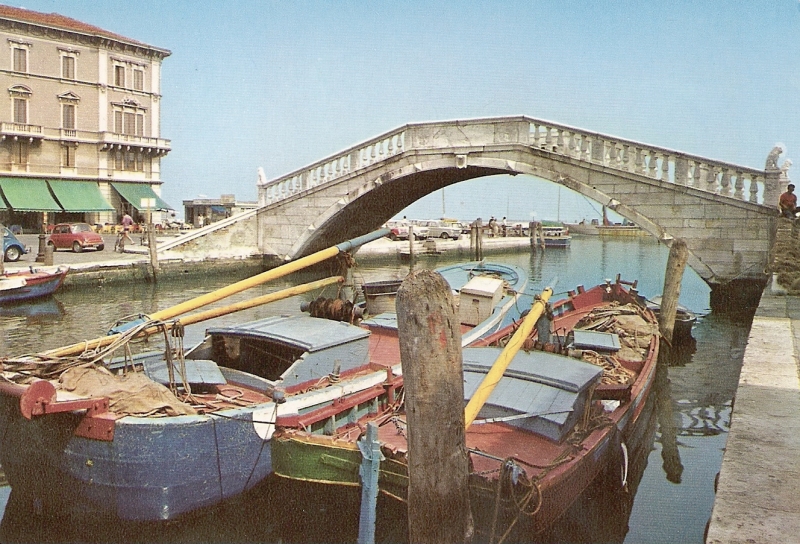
[425,220,461,240]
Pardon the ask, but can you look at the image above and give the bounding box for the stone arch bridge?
[173,116,784,310]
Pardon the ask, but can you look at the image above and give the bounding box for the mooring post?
[357,422,384,544]
[396,269,473,544]
[659,238,688,345]
[408,224,415,266]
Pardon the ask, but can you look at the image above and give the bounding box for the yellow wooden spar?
[148,228,387,322]
[42,276,345,358]
[463,286,553,429]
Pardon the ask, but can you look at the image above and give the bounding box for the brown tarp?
[59,365,197,417]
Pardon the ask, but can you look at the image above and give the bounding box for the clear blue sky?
[15,1,800,221]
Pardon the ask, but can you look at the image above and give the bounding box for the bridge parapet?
[259,128,406,205]
[259,116,777,208]
[527,118,775,205]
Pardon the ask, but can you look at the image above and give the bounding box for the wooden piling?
[659,238,689,345]
[396,269,473,544]
[408,224,415,266]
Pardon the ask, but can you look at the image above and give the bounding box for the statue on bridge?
[781,159,792,183]
[766,145,784,171]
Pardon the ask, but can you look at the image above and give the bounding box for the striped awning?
[48,180,114,212]
[0,177,62,212]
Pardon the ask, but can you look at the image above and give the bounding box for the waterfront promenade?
[4,233,534,286]
[706,230,800,542]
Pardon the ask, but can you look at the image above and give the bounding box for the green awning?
[0,177,62,212]
[111,182,172,211]
[48,180,114,212]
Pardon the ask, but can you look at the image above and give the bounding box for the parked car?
[47,223,105,253]
[385,220,409,241]
[426,220,462,240]
[2,224,28,262]
[410,220,435,239]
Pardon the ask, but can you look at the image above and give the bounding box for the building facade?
[183,195,258,228]
[0,5,171,232]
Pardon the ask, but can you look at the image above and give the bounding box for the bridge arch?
[247,116,783,308]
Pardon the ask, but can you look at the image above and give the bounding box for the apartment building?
[0,5,172,232]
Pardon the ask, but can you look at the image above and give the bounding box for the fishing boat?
[0,265,68,305]
[541,221,571,248]
[566,206,646,237]
[0,251,527,521]
[271,276,660,541]
[645,295,697,342]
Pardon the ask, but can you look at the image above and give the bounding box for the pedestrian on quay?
[116,213,135,252]
[778,184,798,219]
[501,216,507,237]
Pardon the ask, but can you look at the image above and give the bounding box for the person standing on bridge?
[778,184,798,219]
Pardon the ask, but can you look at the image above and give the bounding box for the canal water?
[0,235,751,543]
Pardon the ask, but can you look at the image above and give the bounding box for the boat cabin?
[183,315,371,391]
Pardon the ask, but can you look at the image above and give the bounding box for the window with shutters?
[11,141,28,164]
[62,55,76,79]
[112,101,146,136]
[62,104,76,129]
[12,47,26,72]
[62,144,76,168]
[114,65,125,87]
[13,97,26,124]
[133,68,144,91]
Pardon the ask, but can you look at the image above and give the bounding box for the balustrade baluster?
[565,132,574,157]
[556,129,565,154]
[749,175,760,203]
[387,138,395,155]
[661,154,670,182]
[705,166,719,193]
[544,126,553,150]
[635,148,645,174]
[647,152,658,178]
[531,123,540,147]
[622,144,632,172]
[603,140,617,167]
[734,171,744,199]
[691,161,702,188]
[581,135,590,161]
[719,169,732,196]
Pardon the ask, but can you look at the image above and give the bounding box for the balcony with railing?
[0,122,44,141]
[99,132,171,155]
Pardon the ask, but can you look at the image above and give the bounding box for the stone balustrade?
[260,129,406,205]
[527,119,773,205]
[259,116,776,208]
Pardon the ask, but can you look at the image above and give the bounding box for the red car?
[47,223,105,253]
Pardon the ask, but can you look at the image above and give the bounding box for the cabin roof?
[206,315,369,352]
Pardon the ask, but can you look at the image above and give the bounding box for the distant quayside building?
[0,5,172,231]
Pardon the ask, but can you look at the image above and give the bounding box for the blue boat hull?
[0,396,272,521]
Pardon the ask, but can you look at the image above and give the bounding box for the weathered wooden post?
[142,198,159,282]
[408,224,415,266]
[396,269,473,544]
[659,238,689,345]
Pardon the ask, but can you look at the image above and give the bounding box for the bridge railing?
[525,118,774,205]
[259,116,776,207]
[259,128,406,205]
